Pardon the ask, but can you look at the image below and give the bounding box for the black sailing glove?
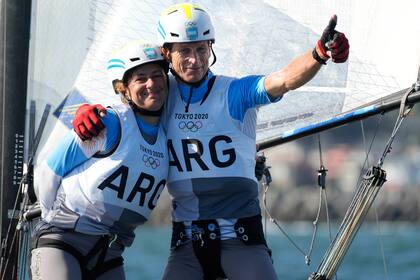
[255,155,267,181]
[313,15,350,64]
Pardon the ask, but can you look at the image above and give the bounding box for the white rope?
[310,85,415,280]
[313,167,386,279]
[261,133,334,267]
[262,178,309,259]
[374,206,389,280]
[360,120,390,280]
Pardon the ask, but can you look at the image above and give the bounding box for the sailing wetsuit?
[32,104,168,280]
[162,71,279,280]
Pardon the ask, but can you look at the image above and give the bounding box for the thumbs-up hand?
[313,15,349,64]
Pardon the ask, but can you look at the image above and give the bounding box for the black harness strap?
[191,220,226,280]
[170,221,189,248]
[37,237,85,266]
[235,215,272,259]
[234,214,268,246]
[170,215,271,280]
[90,257,124,277]
[170,220,226,280]
[199,75,217,106]
[84,235,109,263]
[36,237,123,279]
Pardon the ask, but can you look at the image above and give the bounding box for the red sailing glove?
[72,103,106,141]
[313,15,349,64]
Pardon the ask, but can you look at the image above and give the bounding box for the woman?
[30,41,169,280]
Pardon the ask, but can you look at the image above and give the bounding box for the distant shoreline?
[147,187,420,225]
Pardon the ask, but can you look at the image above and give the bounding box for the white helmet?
[157,3,215,45]
[107,41,168,83]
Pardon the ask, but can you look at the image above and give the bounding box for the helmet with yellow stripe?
[157,3,215,45]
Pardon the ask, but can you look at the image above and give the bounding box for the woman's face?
[125,63,168,111]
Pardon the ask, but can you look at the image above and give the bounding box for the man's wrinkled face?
[164,41,211,83]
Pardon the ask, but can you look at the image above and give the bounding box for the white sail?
[27,0,420,162]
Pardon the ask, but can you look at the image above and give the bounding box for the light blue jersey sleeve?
[227,75,281,122]
[36,108,120,215]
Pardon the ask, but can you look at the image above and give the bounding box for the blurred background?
[149,107,420,225]
[132,107,420,280]
[2,0,420,279]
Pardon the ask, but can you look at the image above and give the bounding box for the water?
[124,223,420,280]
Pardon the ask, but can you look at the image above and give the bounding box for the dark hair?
[122,66,137,86]
[163,43,173,51]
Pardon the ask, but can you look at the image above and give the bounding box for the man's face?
[165,41,211,83]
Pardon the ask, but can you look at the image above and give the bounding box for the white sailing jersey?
[47,104,168,246]
[164,76,260,222]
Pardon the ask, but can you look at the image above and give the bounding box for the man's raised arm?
[265,15,349,99]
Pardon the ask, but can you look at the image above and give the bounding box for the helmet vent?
[203,30,210,35]
[170,32,180,37]
[130,57,140,62]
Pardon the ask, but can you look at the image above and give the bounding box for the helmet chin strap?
[126,99,163,116]
[210,45,217,67]
[132,105,164,116]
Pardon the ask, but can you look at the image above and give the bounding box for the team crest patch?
[186,25,198,40]
[143,47,158,59]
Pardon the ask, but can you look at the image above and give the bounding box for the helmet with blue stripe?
[107,41,169,85]
[157,3,215,45]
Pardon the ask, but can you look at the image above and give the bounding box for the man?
[73,3,349,279]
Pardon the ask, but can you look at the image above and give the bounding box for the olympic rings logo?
[142,154,160,169]
[185,21,197,27]
[178,121,203,132]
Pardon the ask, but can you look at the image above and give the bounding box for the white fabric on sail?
[27,0,420,162]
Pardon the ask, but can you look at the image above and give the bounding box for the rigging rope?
[260,134,333,266]
[309,166,387,280]
[361,120,389,280]
[1,102,48,279]
[0,175,35,280]
[306,135,333,266]
[259,153,308,259]
[261,173,309,259]
[0,177,25,279]
[374,207,389,280]
[309,85,416,280]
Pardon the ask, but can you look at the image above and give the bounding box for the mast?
[0,0,32,278]
[258,85,420,150]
